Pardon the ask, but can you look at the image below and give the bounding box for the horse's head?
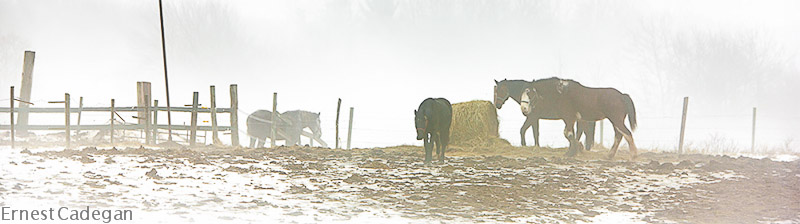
[414,109,428,140]
[494,79,510,109]
[520,87,542,116]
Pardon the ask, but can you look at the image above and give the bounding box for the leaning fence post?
[64,93,70,149]
[210,85,220,145]
[271,92,277,148]
[751,107,757,153]
[335,98,341,149]
[10,86,15,149]
[229,84,239,147]
[76,96,83,137]
[17,51,35,137]
[190,92,199,146]
[347,107,354,149]
[153,100,159,144]
[110,99,115,145]
[678,97,689,154]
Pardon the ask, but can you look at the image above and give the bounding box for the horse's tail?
[622,94,637,131]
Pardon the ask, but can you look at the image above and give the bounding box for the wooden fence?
[1,84,239,148]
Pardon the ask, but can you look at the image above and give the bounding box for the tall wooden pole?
[271,92,277,147]
[335,98,341,149]
[751,107,757,153]
[65,93,70,149]
[347,107,354,149]
[10,86,15,149]
[678,97,689,154]
[158,0,173,142]
[229,84,239,146]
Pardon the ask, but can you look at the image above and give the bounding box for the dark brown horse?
[521,78,638,159]
[494,79,596,150]
[415,98,452,164]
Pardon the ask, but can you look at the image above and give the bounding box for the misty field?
[2,144,797,223]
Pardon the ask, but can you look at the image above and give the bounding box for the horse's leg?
[441,130,449,163]
[611,120,638,160]
[423,134,432,165]
[531,118,541,148]
[520,115,533,146]
[435,132,443,163]
[607,130,623,160]
[258,132,267,148]
[576,121,584,145]
[249,137,256,148]
[562,118,579,157]
[584,121,596,151]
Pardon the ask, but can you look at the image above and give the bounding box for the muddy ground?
[1,144,798,223]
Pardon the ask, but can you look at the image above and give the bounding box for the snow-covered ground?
[0,145,797,223]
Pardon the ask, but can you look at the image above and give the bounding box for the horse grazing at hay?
[414,98,452,164]
[494,79,596,150]
[247,110,325,148]
[521,78,638,159]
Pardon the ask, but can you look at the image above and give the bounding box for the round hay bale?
[449,100,509,147]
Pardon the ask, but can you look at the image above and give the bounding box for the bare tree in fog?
[629,15,797,110]
[166,1,251,70]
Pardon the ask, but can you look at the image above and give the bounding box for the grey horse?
[247,110,326,148]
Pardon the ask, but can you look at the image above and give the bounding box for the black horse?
[414,98,452,164]
[494,79,596,150]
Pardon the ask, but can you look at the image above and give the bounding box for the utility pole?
[158,0,173,142]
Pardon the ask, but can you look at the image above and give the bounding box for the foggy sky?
[1,0,798,151]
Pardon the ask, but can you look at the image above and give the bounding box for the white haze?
[1,0,798,152]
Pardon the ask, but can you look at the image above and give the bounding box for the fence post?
[64,93,70,149]
[347,107,354,149]
[210,85,220,145]
[335,98,341,149]
[229,84,239,147]
[190,92,199,146]
[598,120,604,147]
[144,95,151,144]
[10,86,15,149]
[751,107,757,153]
[678,97,689,154]
[17,51,35,136]
[110,99,115,145]
[153,100,159,144]
[271,92,277,147]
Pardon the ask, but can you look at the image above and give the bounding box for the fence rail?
[0,107,233,113]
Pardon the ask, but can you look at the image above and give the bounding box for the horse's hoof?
[606,155,615,160]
